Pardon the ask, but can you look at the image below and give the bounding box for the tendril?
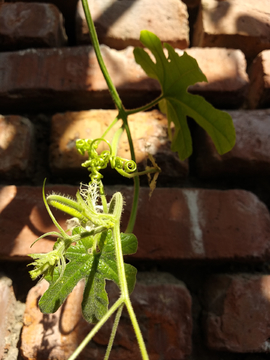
[124,159,137,173]
[76,138,137,180]
[111,156,137,177]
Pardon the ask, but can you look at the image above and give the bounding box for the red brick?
[0,115,34,179]
[195,109,270,178]
[0,45,160,112]
[0,276,25,360]
[102,273,192,360]
[1,186,270,261]
[76,0,189,49]
[21,273,192,360]
[16,0,78,44]
[248,50,270,109]
[0,45,248,112]
[204,274,270,352]
[49,109,188,182]
[129,188,270,261]
[0,3,67,51]
[193,0,270,59]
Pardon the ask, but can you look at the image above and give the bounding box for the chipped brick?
[0,3,67,51]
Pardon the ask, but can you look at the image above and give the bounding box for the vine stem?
[125,94,164,115]
[81,0,163,234]
[81,0,140,233]
[70,193,149,360]
[104,304,124,360]
[99,180,108,214]
[112,193,149,360]
[78,2,154,358]
[67,297,124,360]
[120,111,140,233]
[114,224,149,360]
[99,116,119,142]
[81,0,122,110]
[111,126,124,157]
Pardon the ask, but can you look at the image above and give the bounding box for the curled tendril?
[111,156,137,177]
[76,138,112,181]
[99,151,111,169]
[123,159,137,173]
[110,156,123,170]
[76,139,88,155]
[76,138,137,180]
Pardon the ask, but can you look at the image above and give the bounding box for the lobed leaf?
[134,30,236,160]
[39,230,137,324]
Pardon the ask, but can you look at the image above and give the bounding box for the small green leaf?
[134,30,236,160]
[39,242,93,314]
[39,230,137,324]
[120,232,138,255]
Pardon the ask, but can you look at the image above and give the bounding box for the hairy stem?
[114,223,149,360]
[125,296,149,360]
[99,180,108,214]
[104,304,124,360]
[112,193,129,298]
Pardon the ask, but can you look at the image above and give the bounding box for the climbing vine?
[28,1,235,359]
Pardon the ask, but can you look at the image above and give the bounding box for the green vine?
[28,1,236,359]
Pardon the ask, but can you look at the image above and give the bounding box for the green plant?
[28,2,236,359]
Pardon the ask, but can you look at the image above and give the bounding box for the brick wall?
[0,0,270,359]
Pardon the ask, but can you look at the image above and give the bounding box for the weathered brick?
[0,45,249,112]
[76,0,189,49]
[193,0,270,59]
[0,3,67,51]
[21,273,192,360]
[1,186,270,261]
[195,109,270,178]
[129,188,270,261]
[204,274,270,352]
[0,115,34,180]
[0,276,25,360]
[20,280,87,360]
[20,0,78,44]
[102,273,192,360]
[248,50,270,109]
[49,109,188,182]
[0,45,160,112]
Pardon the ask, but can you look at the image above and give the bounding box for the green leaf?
[39,231,137,323]
[134,30,236,160]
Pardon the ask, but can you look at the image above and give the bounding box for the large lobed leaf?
[39,230,137,323]
[134,31,236,160]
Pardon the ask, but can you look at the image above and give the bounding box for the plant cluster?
[28,1,236,359]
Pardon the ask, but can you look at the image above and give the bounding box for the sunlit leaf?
[134,30,236,160]
[39,231,137,323]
